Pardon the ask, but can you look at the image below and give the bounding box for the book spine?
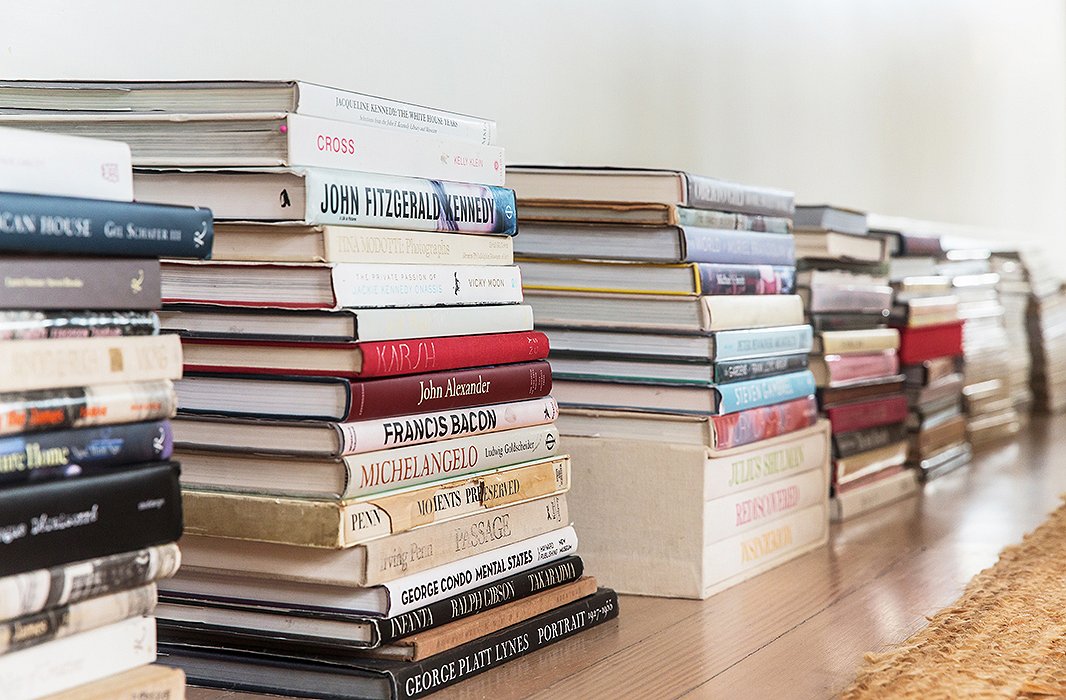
[0,258,162,310]
[338,396,558,455]
[0,419,173,486]
[675,208,738,229]
[704,467,826,544]
[0,127,133,201]
[320,228,514,265]
[348,304,533,342]
[0,310,159,341]
[347,361,552,421]
[681,228,796,265]
[712,325,814,361]
[714,353,809,384]
[683,175,795,217]
[735,213,792,233]
[0,192,212,259]
[383,526,578,616]
[0,462,183,576]
[0,542,181,621]
[285,114,506,186]
[0,616,156,700]
[898,322,964,364]
[821,351,899,386]
[357,331,549,378]
[294,82,497,146]
[362,495,568,586]
[899,233,944,256]
[398,588,618,699]
[697,264,796,295]
[0,380,176,438]
[330,263,522,308]
[705,419,830,500]
[703,295,804,331]
[709,396,819,452]
[378,556,584,643]
[833,423,909,459]
[819,329,900,354]
[805,285,893,314]
[826,395,909,433]
[714,370,816,415]
[344,424,560,498]
[0,334,183,393]
[304,169,516,233]
[831,470,917,521]
[0,583,156,654]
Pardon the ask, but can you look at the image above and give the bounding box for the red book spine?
[709,395,818,451]
[897,322,964,364]
[358,331,549,378]
[826,394,908,434]
[346,361,552,421]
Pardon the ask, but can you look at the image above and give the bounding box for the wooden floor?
[188,413,1066,700]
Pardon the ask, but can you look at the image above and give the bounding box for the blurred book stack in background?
[509,167,830,599]
[0,127,198,699]
[793,206,914,521]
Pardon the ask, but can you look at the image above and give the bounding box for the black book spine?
[394,588,619,699]
[0,257,162,310]
[0,461,183,576]
[0,310,159,340]
[0,420,174,486]
[0,192,212,258]
[377,556,584,644]
[833,423,909,459]
[714,353,809,384]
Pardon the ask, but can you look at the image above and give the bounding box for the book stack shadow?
[0,127,210,698]
[508,166,831,599]
[792,206,915,521]
[0,80,619,699]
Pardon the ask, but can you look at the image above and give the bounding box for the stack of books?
[1029,288,1066,413]
[0,127,203,698]
[792,206,916,521]
[0,80,619,698]
[507,166,831,599]
[869,216,971,481]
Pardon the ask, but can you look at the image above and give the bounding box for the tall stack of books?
[0,127,203,698]
[507,166,832,599]
[990,249,1036,419]
[0,80,618,698]
[1029,287,1066,413]
[792,206,916,521]
[868,216,971,481]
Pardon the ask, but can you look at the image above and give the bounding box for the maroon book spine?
[826,394,908,434]
[345,361,552,421]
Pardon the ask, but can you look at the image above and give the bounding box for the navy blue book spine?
[681,228,795,265]
[0,192,213,258]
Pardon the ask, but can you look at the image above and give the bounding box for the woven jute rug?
[842,502,1066,699]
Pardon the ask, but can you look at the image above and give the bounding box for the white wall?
[4,0,1064,250]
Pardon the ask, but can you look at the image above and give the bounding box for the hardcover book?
[793,205,867,235]
[0,125,133,201]
[519,259,796,295]
[0,380,176,437]
[0,310,159,340]
[541,325,814,362]
[0,257,161,310]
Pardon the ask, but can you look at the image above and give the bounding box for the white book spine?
[343,424,560,498]
[285,114,505,185]
[703,467,827,544]
[352,305,534,341]
[294,82,497,146]
[321,228,513,266]
[329,263,522,308]
[338,397,558,454]
[0,126,133,201]
[831,470,919,522]
[383,526,578,617]
[0,615,156,700]
[703,421,831,501]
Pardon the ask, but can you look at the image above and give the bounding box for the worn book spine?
[0,419,173,486]
[346,361,552,421]
[0,310,159,341]
[285,113,506,186]
[697,263,795,295]
[378,555,584,644]
[0,542,180,621]
[0,191,212,258]
[683,175,795,217]
[304,169,515,233]
[294,83,497,146]
[826,395,909,434]
[344,424,560,499]
[0,126,133,201]
[0,616,157,700]
[330,263,522,308]
[711,324,814,361]
[897,321,964,364]
[181,456,570,548]
[0,257,162,310]
[705,419,831,500]
[681,228,796,265]
[714,353,808,384]
[354,331,548,378]
[709,395,819,452]
[0,380,176,438]
[713,370,816,415]
[0,462,183,576]
[361,495,569,586]
[0,334,183,393]
[0,583,156,654]
[817,328,900,355]
[702,294,804,331]
[42,664,186,700]
[395,587,618,699]
[705,467,826,545]
[833,423,909,459]
[318,227,514,265]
